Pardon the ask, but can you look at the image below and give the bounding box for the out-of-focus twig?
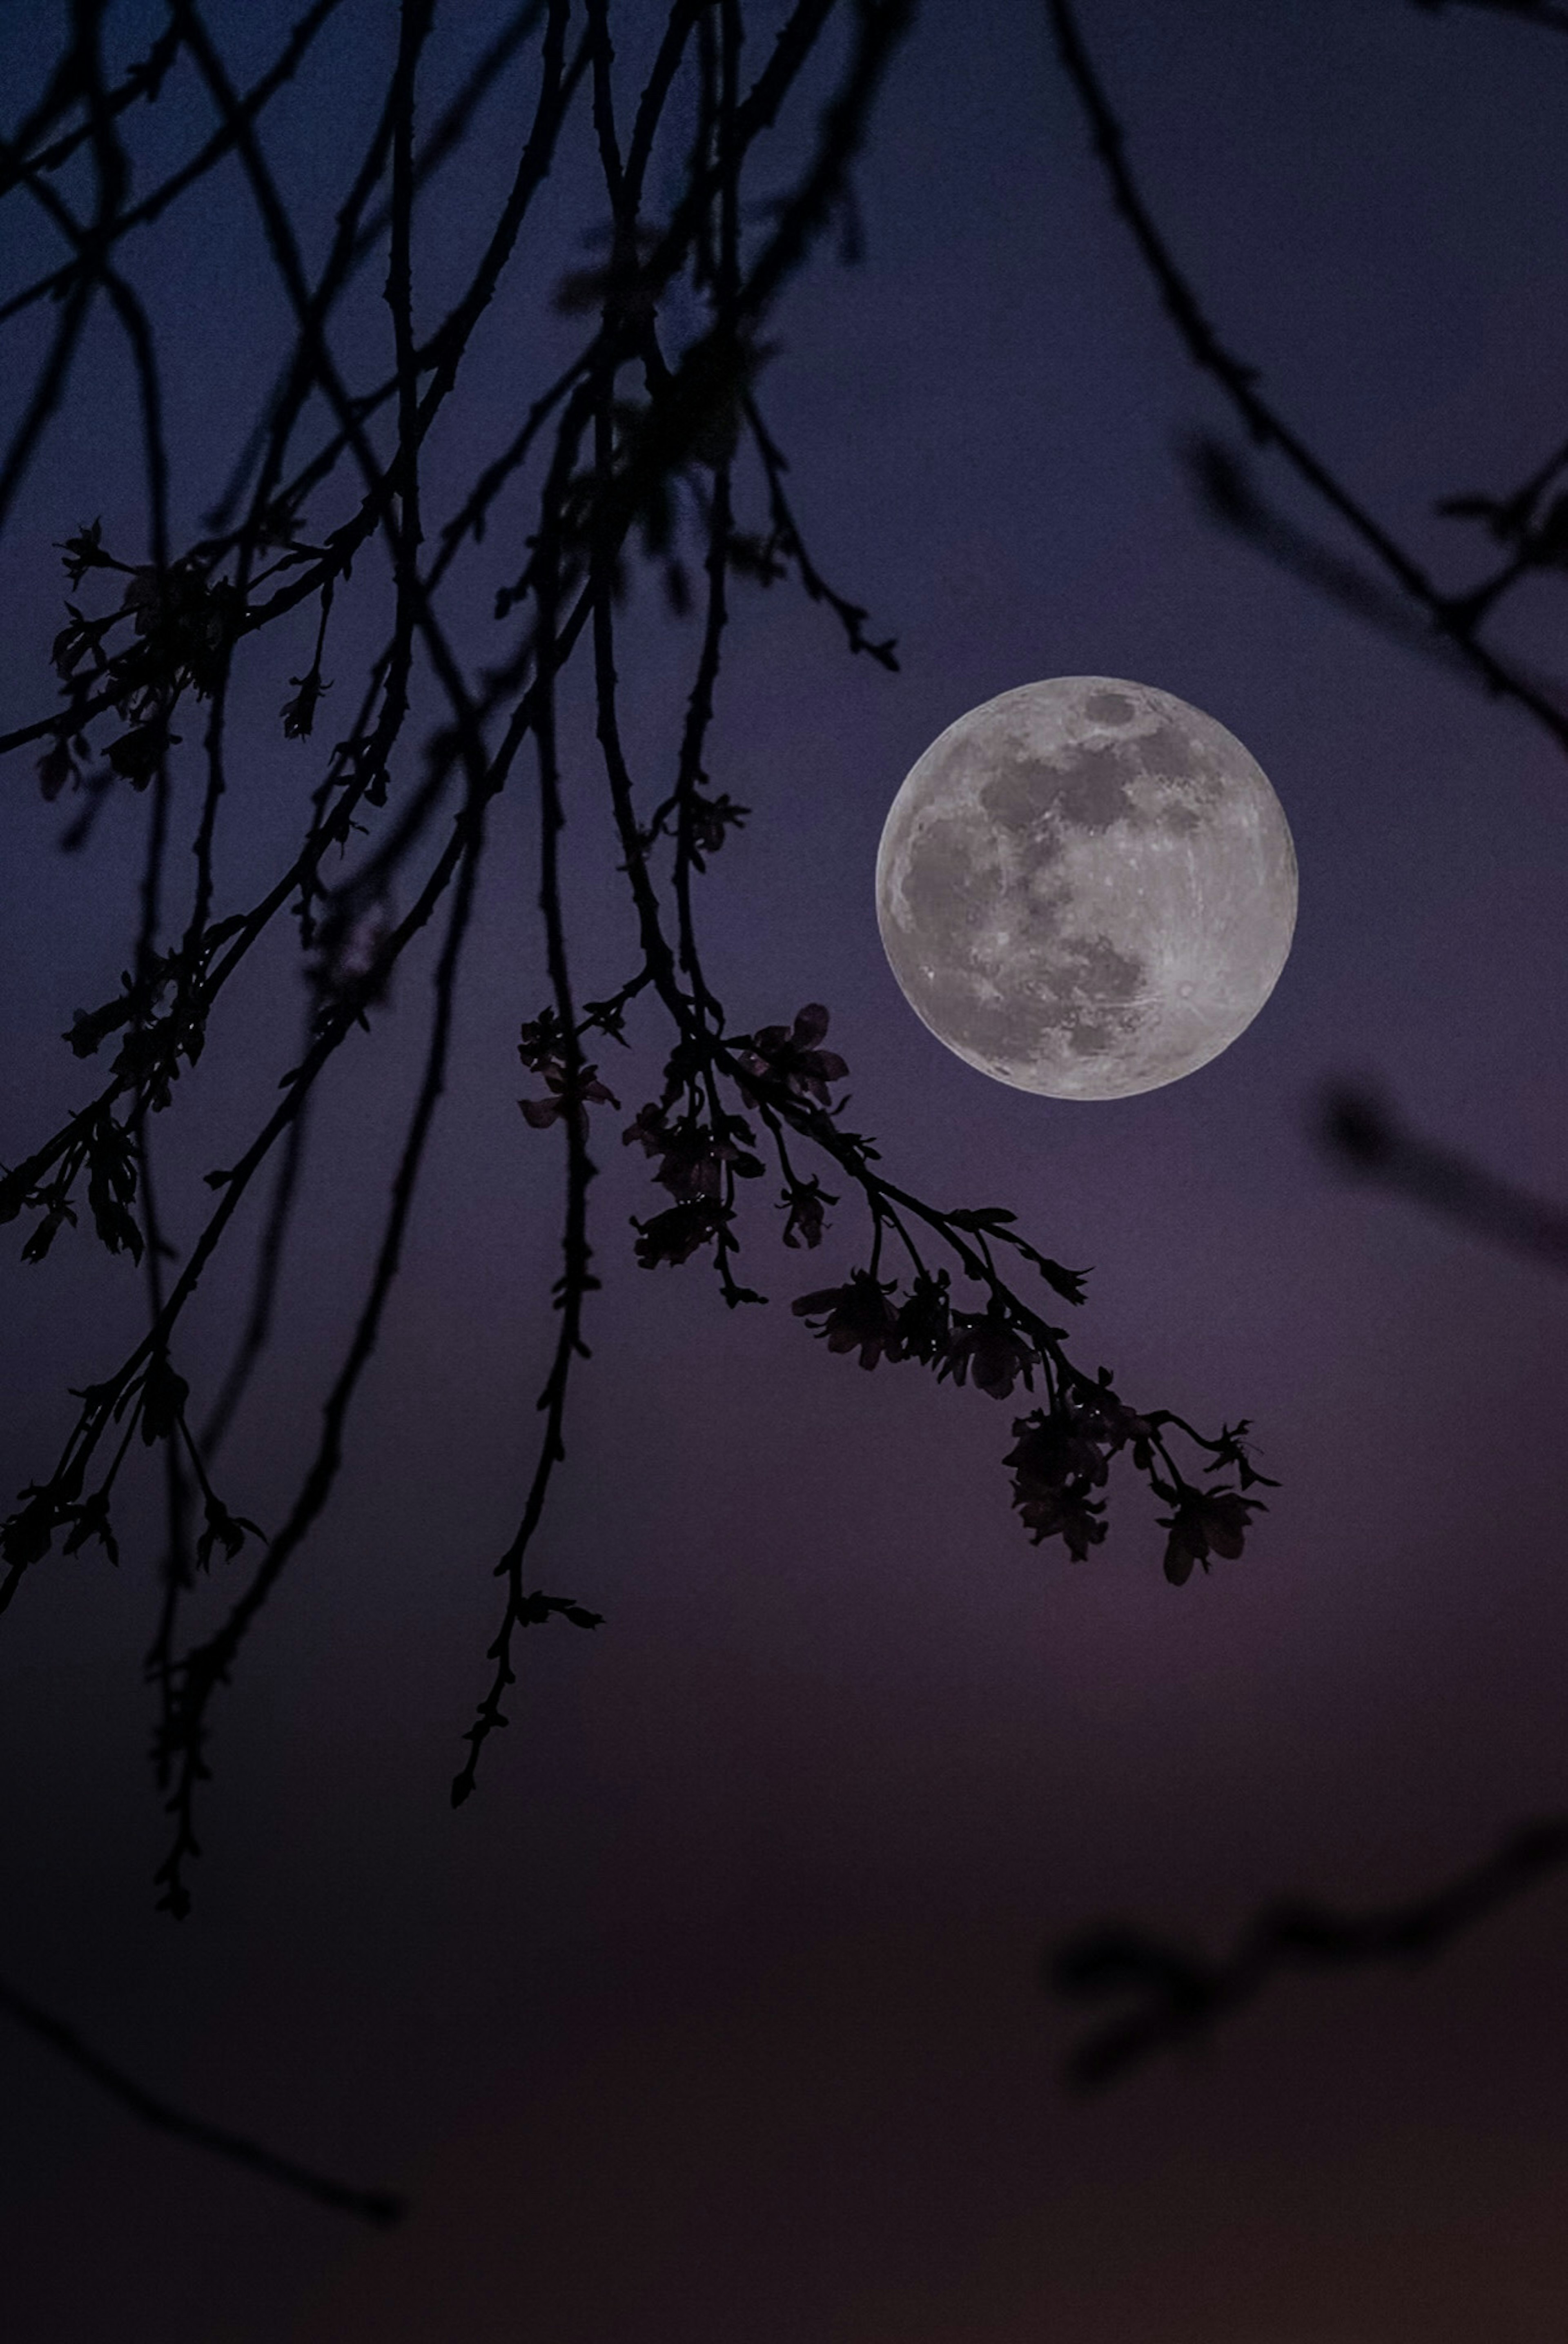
[1046,0,1568,764]
[1325,1085,1568,1272]
[0,1973,405,2222]
[1050,1818,1568,2090]
[1412,0,1568,36]
[1183,434,1568,715]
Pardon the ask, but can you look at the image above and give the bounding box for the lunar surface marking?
[875,678,1298,1100]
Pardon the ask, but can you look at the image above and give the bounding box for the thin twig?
[1047,0,1568,761]
[1050,1819,1568,2090]
[0,1972,404,2221]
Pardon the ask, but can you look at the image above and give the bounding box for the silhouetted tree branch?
[1050,1819,1568,2092]
[1325,1086,1568,1271]
[1181,434,1568,715]
[0,1972,405,2221]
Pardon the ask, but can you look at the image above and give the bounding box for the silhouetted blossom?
[51,604,111,683]
[621,1102,762,1199]
[631,1198,730,1268]
[1004,1406,1116,1560]
[515,1003,623,1134]
[1014,1480,1109,1563]
[685,789,748,868]
[1156,1486,1265,1586]
[125,560,233,672]
[945,1205,1089,1307]
[580,990,637,1048]
[106,720,180,788]
[194,1495,266,1574]
[520,1063,620,1134]
[517,1007,569,1074]
[63,981,137,1059]
[516,1591,604,1630]
[647,1029,710,1111]
[1202,1417,1278,1491]
[19,1192,77,1263]
[0,1482,77,1571]
[1069,1370,1154,1468]
[56,517,121,588]
[281,668,331,738]
[791,1269,901,1368]
[1007,1406,1112,1493]
[139,1353,190,1447]
[738,1003,849,1105]
[938,1308,1037,1399]
[621,1100,668,1156]
[892,1268,951,1362]
[780,1174,835,1249]
[83,1109,143,1261]
[60,1489,120,1566]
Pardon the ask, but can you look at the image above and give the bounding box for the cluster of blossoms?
[1008,1382,1271,1580]
[518,1000,853,1276]
[791,1268,1033,1397]
[1000,1375,1155,1564]
[38,521,245,814]
[622,1095,764,1268]
[733,1002,849,1106]
[515,995,1273,1581]
[788,1270,1269,1575]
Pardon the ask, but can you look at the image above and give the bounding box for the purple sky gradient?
[5,2,1568,2335]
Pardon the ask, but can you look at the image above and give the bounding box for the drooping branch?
[0,2,1265,1928]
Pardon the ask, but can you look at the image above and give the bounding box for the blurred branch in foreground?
[1181,434,1568,719]
[0,1972,404,2223]
[1325,1085,1568,1273]
[1049,1818,1568,2091]
[1042,1085,1568,2088]
[1413,0,1568,36]
[1,1969,403,2222]
[1038,0,1568,2092]
[1045,1083,1568,2087]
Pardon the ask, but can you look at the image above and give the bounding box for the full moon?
[875,677,1297,1100]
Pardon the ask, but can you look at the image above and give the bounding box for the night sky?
[5,3,1568,2337]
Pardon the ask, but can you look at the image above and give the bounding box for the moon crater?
[875,677,1297,1100]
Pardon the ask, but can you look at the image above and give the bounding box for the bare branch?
[0,1971,405,2221]
[1049,1819,1568,2091]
